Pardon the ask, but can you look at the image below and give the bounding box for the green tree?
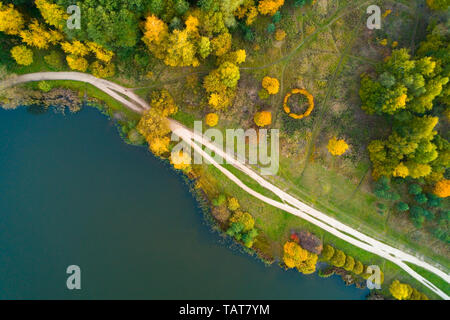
[414,193,428,204]
[396,201,410,212]
[409,183,422,195]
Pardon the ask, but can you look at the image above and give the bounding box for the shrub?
[283,88,314,119]
[330,249,346,267]
[66,55,88,72]
[389,280,412,300]
[44,51,63,69]
[275,29,286,41]
[229,211,255,232]
[258,88,270,100]
[38,81,52,92]
[426,0,450,11]
[212,194,226,206]
[205,113,219,127]
[227,197,240,211]
[353,261,364,275]
[327,137,349,156]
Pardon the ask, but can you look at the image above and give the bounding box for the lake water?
[0,106,369,299]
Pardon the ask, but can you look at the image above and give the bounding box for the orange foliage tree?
[254,111,272,127]
[434,179,450,198]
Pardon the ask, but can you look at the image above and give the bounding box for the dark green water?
[0,107,369,299]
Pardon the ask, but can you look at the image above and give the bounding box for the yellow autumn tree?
[262,76,279,95]
[90,61,115,78]
[229,211,255,232]
[143,15,168,45]
[149,136,171,156]
[10,45,33,66]
[170,151,191,171]
[235,49,247,64]
[61,41,90,57]
[150,90,178,117]
[434,179,450,198]
[283,241,308,269]
[137,108,171,142]
[66,55,88,72]
[258,0,285,16]
[35,0,68,30]
[0,2,25,35]
[254,111,272,127]
[327,137,349,156]
[164,29,199,67]
[246,6,258,25]
[20,19,63,49]
[426,0,450,10]
[389,280,412,300]
[185,15,199,33]
[297,251,318,274]
[407,163,432,179]
[205,113,219,127]
[392,162,409,178]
